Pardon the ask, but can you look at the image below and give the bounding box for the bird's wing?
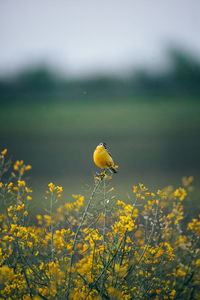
[104,144,112,158]
[108,150,112,157]
[106,147,112,157]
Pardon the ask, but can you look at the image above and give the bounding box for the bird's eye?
[99,142,103,146]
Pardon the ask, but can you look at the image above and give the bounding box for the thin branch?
[66,179,101,298]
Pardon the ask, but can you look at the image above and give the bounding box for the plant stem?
[66,179,101,298]
[103,179,107,253]
[100,179,107,297]
[50,192,54,263]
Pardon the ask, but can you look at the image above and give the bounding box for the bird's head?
[98,142,107,149]
[95,142,107,151]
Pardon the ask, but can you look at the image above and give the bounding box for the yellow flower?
[132,208,138,218]
[20,168,25,176]
[0,265,13,277]
[164,242,175,261]
[154,248,164,259]
[57,186,63,194]
[14,162,19,170]
[39,262,44,270]
[9,224,17,234]
[0,182,3,189]
[115,264,120,272]
[139,270,143,275]
[187,217,200,233]
[179,188,187,201]
[27,241,33,248]
[124,204,133,214]
[139,183,143,189]
[60,228,67,236]
[3,235,14,242]
[177,269,186,277]
[77,195,84,207]
[1,149,7,156]
[8,205,13,212]
[44,215,51,227]
[36,215,42,225]
[24,211,28,216]
[13,160,24,171]
[174,188,187,201]
[16,204,24,211]
[167,212,175,220]
[195,259,200,266]
[157,189,163,195]
[25,187,32,193]
[170,290,176,297]
[7,182,13,190]
[133,185,138,193]
[126,236,132,243]
[65,203,74,211]
[117,200,125,207]
[48,182,55,192]
[18,180,26,187]
[25,165,32,171]
[27,195,32,201]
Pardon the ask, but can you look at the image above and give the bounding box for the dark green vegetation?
[1,48,200,101]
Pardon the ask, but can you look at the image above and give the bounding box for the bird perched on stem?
[93,142,118,174]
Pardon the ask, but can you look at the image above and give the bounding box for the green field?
[1,97,200,212]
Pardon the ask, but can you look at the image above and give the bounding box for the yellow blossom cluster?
[1,149,7,157]
[0,151,200,299]
[47,182,63,198]
[13,160,32,176]
[174,187,187,201]
[187,215,200,233]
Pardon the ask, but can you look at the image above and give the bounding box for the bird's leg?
[95,169,106,180]
[108,168,113,175]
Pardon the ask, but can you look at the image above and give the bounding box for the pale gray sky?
[1,0,200,77]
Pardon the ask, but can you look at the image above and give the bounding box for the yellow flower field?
[0,149,200,299]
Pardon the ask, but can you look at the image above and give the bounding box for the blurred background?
[1,0,200,207]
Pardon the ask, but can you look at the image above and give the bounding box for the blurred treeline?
[1,48,200,101]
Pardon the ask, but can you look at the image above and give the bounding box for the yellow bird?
[93,142,117,173]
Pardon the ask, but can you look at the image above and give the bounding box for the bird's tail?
[110,166,118,173]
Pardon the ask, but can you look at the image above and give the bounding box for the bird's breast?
[93,148,113,168]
